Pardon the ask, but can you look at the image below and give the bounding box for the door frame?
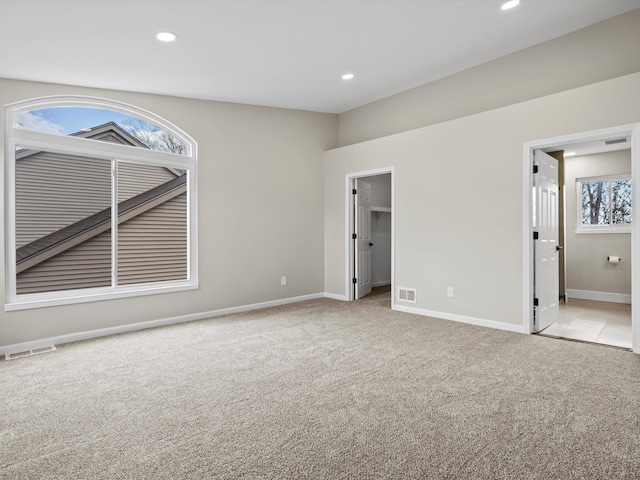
[345,167,395,305]
[522,123,640,353]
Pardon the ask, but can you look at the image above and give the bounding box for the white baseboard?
[324,292,349,301]
[566,289,631,304]
[372,281,391,287]
[0,293,326,357]
[393,304,527,334]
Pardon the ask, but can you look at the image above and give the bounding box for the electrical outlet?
[281,276,287,286]
[447,287,454,298]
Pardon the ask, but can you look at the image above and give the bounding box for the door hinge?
[352,278,357,284]
[533,231,539,240]
[352,233,357,239]
[533,298,539,306]
[352,189,357,195]
[532,165,539,174]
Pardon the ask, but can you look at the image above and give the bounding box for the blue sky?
[16,106,187,154]
[17,107,143,135]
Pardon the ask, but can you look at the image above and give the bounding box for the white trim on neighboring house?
[523,123,640,353]
[10,95,193,156]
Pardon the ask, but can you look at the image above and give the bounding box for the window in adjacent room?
[5,96,197,310]
[576,174,631,233]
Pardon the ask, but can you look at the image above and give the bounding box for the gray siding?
[118,193,187,285]
[118,162,176,202]
[16,230,111,294]
[89,131,129,145]
[16,151,111,247]
[16,151,176,247]
[16,193,187,294]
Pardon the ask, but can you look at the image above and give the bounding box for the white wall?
[366,174,392,286]
[371,211,391,287]
[325,72,640,330]
[565,150,632,298]
[0,78,338,351]
[366,174,392,209]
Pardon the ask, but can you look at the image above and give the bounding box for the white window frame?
[576,173,631,234]
[4,96,198,311]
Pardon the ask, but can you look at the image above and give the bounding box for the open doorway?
[346,169,394,305]
[547,147,632,348]
[524,123,640,353]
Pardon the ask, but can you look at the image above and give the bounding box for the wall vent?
[604,138,627,145]
[398,287,416,303]
[5,345,56,360]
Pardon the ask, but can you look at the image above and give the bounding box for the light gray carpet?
[2,287,640,479]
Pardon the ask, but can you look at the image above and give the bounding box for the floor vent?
[398,287,417,303]
[5,345,57,361]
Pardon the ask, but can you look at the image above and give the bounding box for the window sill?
[4,281,198,312]
[575,226,631,235]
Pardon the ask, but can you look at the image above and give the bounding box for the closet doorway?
[347,169,394,303]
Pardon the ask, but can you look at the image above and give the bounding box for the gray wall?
[366,174,392,287]
[325,72,640,328]
[327,7,640,329]
[1,78,338,349]
[564,150,632,296]
[366,174,392,209]
[339,8,640,147]
[371,212,391,287]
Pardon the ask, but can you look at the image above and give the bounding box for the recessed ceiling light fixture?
[342,73,355,80]
[156,31,177,42]
[501,0,520,10]
[564,151,577,157]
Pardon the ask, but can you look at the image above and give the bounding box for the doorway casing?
[523,123,640,353]
[345,167,395,306]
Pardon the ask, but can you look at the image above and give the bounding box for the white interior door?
[355,179,372,299]
[534,149,560,332]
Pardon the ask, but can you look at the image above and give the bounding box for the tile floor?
[540,298,632,349]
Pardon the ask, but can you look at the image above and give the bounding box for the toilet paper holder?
[607,256,621,263]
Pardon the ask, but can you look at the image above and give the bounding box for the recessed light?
[501,0,520,10]
[342,73,355,80]
[156,32,177,42]
[564,151,577,157]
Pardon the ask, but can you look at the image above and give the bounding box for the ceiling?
[1,0,639,114]
[544,136,632,157]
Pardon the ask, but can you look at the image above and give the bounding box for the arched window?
[5,96,197,310]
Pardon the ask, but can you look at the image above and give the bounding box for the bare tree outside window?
[580,176,631,227]
[123,119,188,155]
[611,178,632,224]
[9,101,196,308]
[581,180,609,225]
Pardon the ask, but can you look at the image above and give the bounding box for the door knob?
[556,245,563,251]
[369,242,374,247]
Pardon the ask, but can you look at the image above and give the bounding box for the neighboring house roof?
[70,121,151,147]
[16,174,186,273]
[16,122,149,161]
[15,122,187,275]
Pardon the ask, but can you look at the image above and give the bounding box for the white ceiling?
[1,0,639,114]
[543,136,632,157]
